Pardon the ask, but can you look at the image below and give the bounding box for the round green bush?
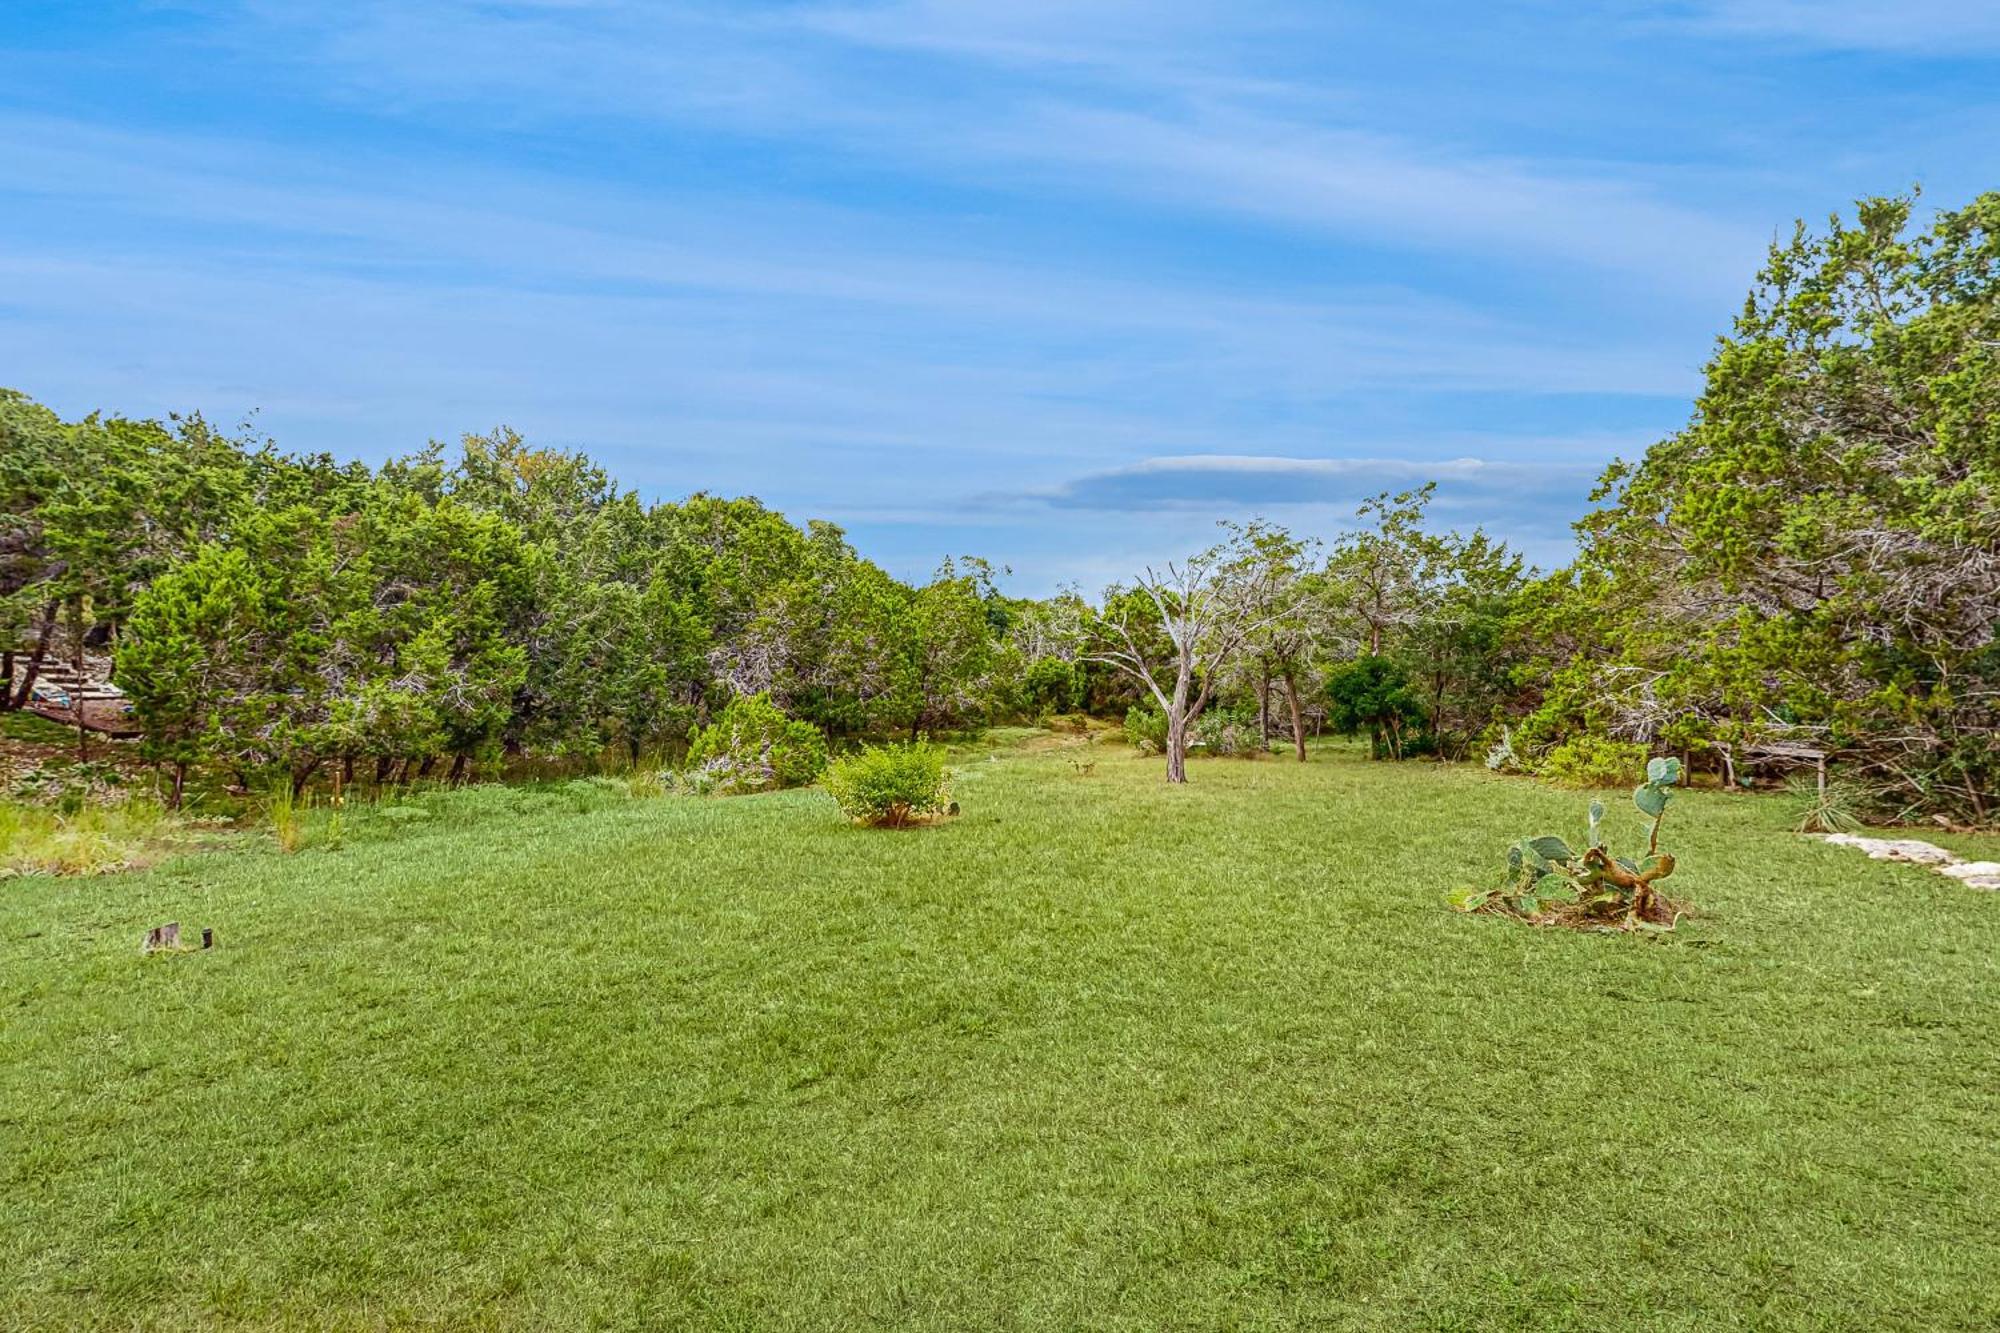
[684,693,828,793]
[823,742,954,828]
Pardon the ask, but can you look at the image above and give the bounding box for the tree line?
[1,413,1023,803]
[3,193,1995,822]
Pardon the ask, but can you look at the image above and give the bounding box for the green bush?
[1022,657,1080,714]
[1192,702,1261,757]
[684,693,827,794]
[823,743,954,828]
[1538,735,1649,789]
[1124,703,1168,755]
[1324,655,1427,759]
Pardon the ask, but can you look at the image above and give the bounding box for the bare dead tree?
[1074,529,1299,783]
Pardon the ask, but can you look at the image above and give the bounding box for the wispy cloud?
[1685,1,2000,54]
[0,115,1707,443]
[1010,452,1603,521]
[184,1,1764,293]
[7,0,1967,592]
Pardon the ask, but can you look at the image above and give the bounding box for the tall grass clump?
[824,742,954,828]
[0,798,178,877]
[1787,773,1866,833]
[265,784,304,853]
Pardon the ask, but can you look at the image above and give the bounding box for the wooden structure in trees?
[19,666,143,737]
[1715,738,1828,792]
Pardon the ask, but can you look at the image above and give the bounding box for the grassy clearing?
[3,738,1997,1329]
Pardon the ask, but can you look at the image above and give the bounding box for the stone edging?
[1817,834,2000,891]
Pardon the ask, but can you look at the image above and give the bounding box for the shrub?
[1192,702,1261,757]
[684,693,828,794]
[824,743,954,828]
[1124,703,1168,755]
[1538,735,1649,789]
[1324,656,1426,759]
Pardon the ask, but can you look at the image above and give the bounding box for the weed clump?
[0,798,178,877]
[1787,773,1865,833]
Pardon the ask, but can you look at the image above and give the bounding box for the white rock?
[1821,834,1957,865]
[1819,833,2000,891]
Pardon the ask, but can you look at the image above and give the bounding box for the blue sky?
[4,2,1996,593]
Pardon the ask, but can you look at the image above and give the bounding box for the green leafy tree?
[119,546,262,806]
[1324,654,1426,760]
[1520,193,2000,821]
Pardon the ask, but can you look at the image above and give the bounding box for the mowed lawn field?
[3,738,1997,1330]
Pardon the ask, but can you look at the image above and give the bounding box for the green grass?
[3,740,1997,1329]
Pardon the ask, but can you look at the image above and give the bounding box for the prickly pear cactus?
[1454,758,1685,931]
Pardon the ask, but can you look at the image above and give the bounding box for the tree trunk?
[375,755,394,786]
[1,650,12,703]
[1282,670,1307,762]
[417,755,437,779]
[290,759,319,799]
[1257,668,1271,741]
[1165,714,1189,783]
[449,752,469,785]
[9,602,58,710]
[169,760,187,811]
